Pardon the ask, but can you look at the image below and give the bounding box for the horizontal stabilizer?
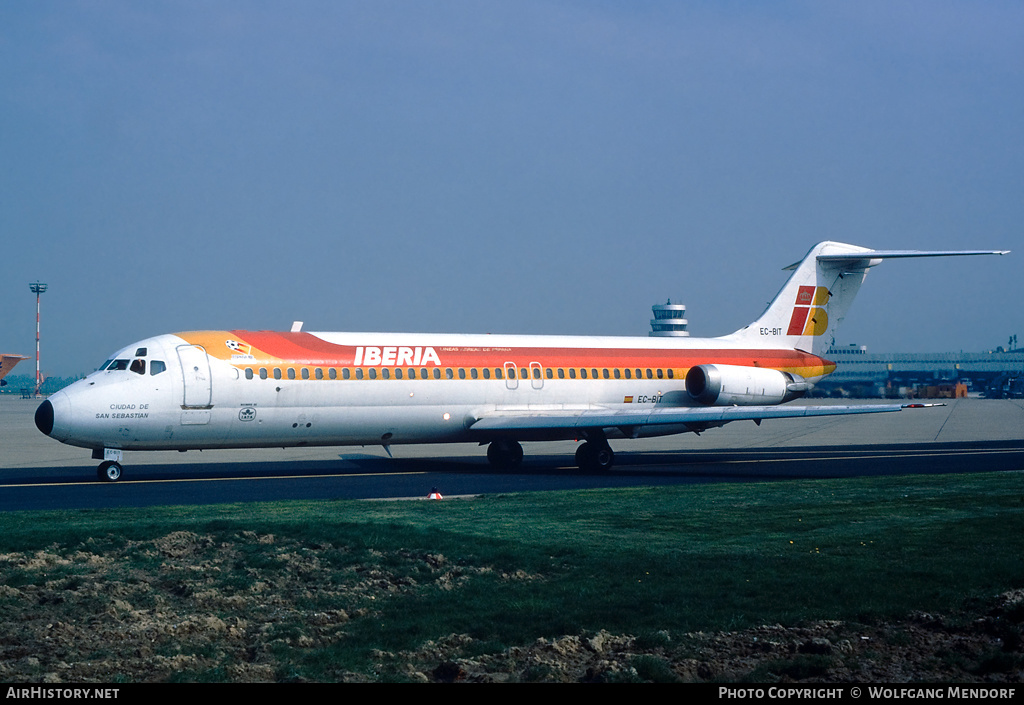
[817,248,1010,263]
[783,248,1009,270]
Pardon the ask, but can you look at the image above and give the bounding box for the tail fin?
[728,241,1009,356]
[0,354,29,383]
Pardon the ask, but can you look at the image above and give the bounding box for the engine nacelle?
[686,364,809,406]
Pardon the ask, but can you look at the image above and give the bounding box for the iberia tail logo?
[787,286,830,336]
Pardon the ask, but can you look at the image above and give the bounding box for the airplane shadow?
[9,439,1024,487]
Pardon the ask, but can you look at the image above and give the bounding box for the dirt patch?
[387,601,1024,683]
[1,531,1022,682]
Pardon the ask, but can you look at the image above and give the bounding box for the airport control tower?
[650,300,689,337]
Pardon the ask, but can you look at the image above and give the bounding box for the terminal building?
[814,344,1024,399]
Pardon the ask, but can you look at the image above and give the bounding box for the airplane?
[0,354,29,387]
[34,241,1008,482]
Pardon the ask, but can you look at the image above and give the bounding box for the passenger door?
[176,344,213,409]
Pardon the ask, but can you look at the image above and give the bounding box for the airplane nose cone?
[36,391,71,440]
[35,399,54,436]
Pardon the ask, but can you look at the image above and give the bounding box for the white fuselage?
[40,330,831,453]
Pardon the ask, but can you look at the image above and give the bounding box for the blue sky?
[2,1,1021,376]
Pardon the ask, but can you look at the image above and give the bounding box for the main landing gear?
[575,440,615,472]
[485,438,616,472]
[486,439,524,470]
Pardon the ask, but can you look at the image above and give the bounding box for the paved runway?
[2,395,1023,511]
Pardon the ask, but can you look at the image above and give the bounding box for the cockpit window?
[135,348,148,357]
[130,359,146,375]
[108,359,130,371]
[150,360,166,376]
[99,359,113,371]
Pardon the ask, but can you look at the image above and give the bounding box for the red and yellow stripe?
[177,331,835,380]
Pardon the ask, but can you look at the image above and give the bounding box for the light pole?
[29,282,47,397]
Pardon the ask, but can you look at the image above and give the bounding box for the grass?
[1,470,1023,681]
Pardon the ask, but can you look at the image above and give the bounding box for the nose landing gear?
[93,448,124,482]
[97,460,123,482]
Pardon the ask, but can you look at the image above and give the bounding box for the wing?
[469,402,937,437]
